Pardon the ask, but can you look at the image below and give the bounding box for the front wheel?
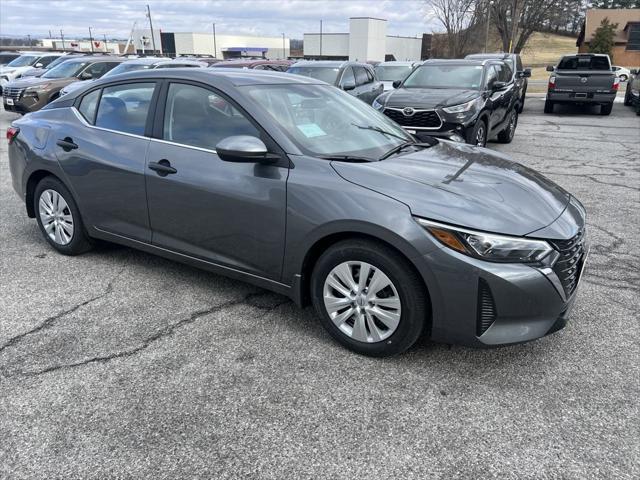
[311,239,428,357]
[497,110,518,143]
[600,102,613,115]
[34,177,93,255]
[623,88,632,106]
[465,119,487,147]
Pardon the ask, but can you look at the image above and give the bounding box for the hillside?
[519,32,579,67]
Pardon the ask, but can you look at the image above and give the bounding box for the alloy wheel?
[323,261,402,343]
[38,189,74,245]
[476,124,486,146]
[508,112,517,139]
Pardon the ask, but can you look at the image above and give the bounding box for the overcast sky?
[0,0,438,40]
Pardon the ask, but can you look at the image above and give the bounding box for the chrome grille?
[383,108,442,129]
[3,86,24,101]
[550,228,586,297]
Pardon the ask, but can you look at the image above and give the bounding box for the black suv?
[373,59,520,146]
[288,61,383,104]
[465,53,531,112]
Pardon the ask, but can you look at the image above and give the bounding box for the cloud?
[0,0,437,40]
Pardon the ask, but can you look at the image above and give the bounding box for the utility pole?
[27,34,31,46]
[60,29,66,51]
[49,30,52,39]
[146,4,157,53]
[89,27,94,52]
[509,0,519,53]
[212,23,217,57]
[319,20,323,59]
[103,34,108,52]
[282,33,285,59]
[484,1,494,53]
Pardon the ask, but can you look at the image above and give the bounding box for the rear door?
[55,81,157,241]
[353,66,378,103]
[144,81,288,280]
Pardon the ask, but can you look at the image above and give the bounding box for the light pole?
[319,20,323,59]
[282,33,285,59]
[212,23,217,58]
[484,1,494,53]
[103,34,108,52]
[60,29,66,51]
[89,27,94,52]
[146,4,157,53]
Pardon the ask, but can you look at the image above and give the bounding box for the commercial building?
[303,17,431,62]
[131,29,290,59]
[577,8,640,66]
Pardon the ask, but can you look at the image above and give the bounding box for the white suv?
[0,52,62,90]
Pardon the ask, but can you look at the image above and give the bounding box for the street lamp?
[282,33,285,59]
[484,0,494,53]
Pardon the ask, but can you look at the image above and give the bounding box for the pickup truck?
[544,53,619,115]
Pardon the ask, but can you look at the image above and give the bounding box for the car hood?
[382,87,480,108]
[9,76,75,89]
[332,141,571,237]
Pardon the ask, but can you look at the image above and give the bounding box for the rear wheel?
[465,119,487,147]
[311,239,427,357]
[517,88,527,113]
[544,99,554,114]
[624,87,632,106]
[34,177,92,255]
[600,102,613,115]
[497,110,518,143]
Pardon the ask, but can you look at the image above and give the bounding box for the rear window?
[558,56,610,70]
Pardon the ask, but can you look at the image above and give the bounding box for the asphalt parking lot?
[1,98,638,479]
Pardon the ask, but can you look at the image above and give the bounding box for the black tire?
[34,176,93,255]
[600,102,613,115]
[497,110,518,144]
[465,118,487,147]
[310,239,428,357]
[517,87,527,113]
[623,88,632,106]
[544,99,554,114]
[619,74,628,82]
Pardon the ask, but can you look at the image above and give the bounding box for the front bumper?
[3,94,45,114]
[547,90,616,104]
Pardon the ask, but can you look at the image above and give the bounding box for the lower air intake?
[477,279,497,336]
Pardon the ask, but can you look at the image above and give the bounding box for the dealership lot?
[0,100,638,478]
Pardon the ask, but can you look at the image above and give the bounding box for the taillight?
[6,126,19,144]
[548,76,556,90]
[613,78,620,91]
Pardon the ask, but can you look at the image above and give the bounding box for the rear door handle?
[56,137,78,151]
[148,159,177,177]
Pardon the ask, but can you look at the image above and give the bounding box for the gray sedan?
[7,68,587,356]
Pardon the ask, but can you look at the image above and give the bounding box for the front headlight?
[415,217,558,265]
[442,97,481,114]
[372,97,384,111]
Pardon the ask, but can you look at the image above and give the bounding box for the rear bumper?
[547,91,616,104]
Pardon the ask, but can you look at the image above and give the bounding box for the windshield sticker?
[297,123,327,138]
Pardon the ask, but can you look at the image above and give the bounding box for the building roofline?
[349,17,387,21]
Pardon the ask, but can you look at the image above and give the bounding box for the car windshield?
[7,55,39,67]
[374,65,413,81]
[42,61,88,79]
[42,56,73,70]
[557,56,610,70]
[287,66,340,84]
[244,84,413,160]
[403,64,484,89]
[104,62,153,77]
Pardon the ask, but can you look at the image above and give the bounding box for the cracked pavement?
[1,99,638,479]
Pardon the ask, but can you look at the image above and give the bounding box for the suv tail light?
[548,76,556,90]
[612,78,620,91]
[6,126,19,144]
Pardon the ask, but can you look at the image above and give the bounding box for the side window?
[84,62,108,78]
[39,56,57,67]
[516,56,523,72]
[340,66,355,87]
[354,67,369,86]
[95,82,155,135]
[366,68,374,82]
[78,89,101,124]
[253,64,266,70]
[501,63,513,82]
[485,65,498,88]
[163,83,259,151]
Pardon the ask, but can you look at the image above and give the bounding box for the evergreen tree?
[589,17,619,56]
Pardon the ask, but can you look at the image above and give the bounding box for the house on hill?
[577,8,640,66]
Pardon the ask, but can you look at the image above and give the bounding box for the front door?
[145,82,288,280]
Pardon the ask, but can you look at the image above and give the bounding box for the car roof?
[290,60,370,68]
[122,57,171,65]
[213,59,291,67]
[375,61,415,66]
[421,58,489,66]
[466,53,514,60]
[86,67,324,87]
[65,56,125,64]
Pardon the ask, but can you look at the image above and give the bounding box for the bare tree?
[424,0,480,57]
[492,0,559,53]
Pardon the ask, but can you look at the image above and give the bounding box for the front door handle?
[56,137,78,151]
[148,159,177,177]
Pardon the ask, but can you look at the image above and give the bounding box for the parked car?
[544,54,618,115]
[177,56,222,66]
[373,59,521,146]
[288,60,383,104]
[465,53,531,113]
[19,52,88,78]
[612,65,631,82]
[0,52,65,91]
[211,59,293,71]
[59,57,206,96]
[0,52,21,67]
[7,68,588,356]
[374,61,417,91]
[2,56,125,114]
[623,68,640,115]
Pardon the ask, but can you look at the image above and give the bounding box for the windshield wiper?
[318,155,374,163]
[351,123,408,141]
[378,138,438,161]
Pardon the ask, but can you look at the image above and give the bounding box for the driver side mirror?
[216,135,278,164]
[392,80,402,89]
[519,68,532,78]
[491,81,507,91]
[342,79,356,91]
[546,65,555,72]
[631,68,639,75]
[79,71,93,80]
